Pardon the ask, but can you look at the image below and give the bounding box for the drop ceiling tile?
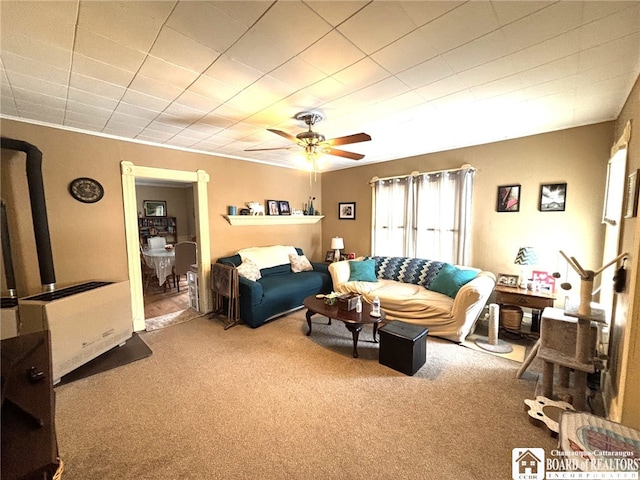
[74,28,146,72]
[269,58,326,91]
[174,91,221,114]
[194,113,236,131]
[333,58,391,91]
[415,75,467,101]
[188,76,240,106]
[4,71,67,99]
[102,122,145,138]
[114,102,162,121]
[338,2,419,55]
[579,34,640,71]
[304,1,368,27]
[64,111,109,130]
[582,1,638,23]
[150,27,221,73]
[398,1,464,27]
[203,55,264,89]
[442,30,510,73]
[72,53,136,88]
[120,89,172,113]
[15,105,64,125]
[78,1,172,53]
[492,1,553,26]
[137,57,200,90]
[166,1,260,53]
[455,56,518,89]
[300,77,349,103]
[144,121,185,135]
[226,29,293,74]
[69,73,126,101]
[0,1,77,50]
[136,131,175,143]
[502,2,584,53]
[128,74,184,103]
[510,30,581,73]
[371,29,440,74]
[418,2,501,54]
[298,30,365,76]
[396,56,455,90]
[109,111,153,129]
[12,86,66,109]
[252,2,331,57]
[579,7,640,51]
[67,87,119,111]
[162,102,207,122]
[1,35,72,74]
[469,76,525,101]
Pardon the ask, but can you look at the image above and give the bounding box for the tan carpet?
[145,308,205,331]
[55,310,557,480]
[463,333,528,362]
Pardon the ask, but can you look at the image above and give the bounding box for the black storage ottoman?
[379,321,428,375]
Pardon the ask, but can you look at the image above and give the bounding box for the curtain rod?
[369,164,475,185]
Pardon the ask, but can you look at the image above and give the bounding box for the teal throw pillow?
[348,259,378,282]
[429,264,477,298]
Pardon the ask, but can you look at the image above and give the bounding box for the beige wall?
[1,119,323,297]
[135,184,194,242]
[322,122,613,286]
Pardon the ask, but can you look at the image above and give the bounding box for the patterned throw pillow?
[289,253,313,273]
[237,258,262,281]
[362,256,445,288]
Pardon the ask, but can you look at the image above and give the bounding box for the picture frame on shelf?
[339,202,356,220]
[539,183,567,212]
[266,200,279,216]
[624,169,639,218]
[143,200,166,217]
[497,273,519,287]
[325,250,335,262]
[278,200,291,215]
[496,185,520,212]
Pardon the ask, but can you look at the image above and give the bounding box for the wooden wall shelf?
[223,215,324,226]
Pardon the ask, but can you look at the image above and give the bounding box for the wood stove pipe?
[0,138,56,292]
[1,199,17,299]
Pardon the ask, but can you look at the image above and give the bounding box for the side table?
[494,285,556,335]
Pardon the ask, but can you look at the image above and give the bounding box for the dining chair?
[140,252,160,292]
[147,236,166,249]
[173,241,197,292]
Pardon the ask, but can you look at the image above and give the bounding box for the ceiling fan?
[246,111,372,163]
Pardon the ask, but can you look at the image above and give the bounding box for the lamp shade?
[514,247,538,266]
[331,237,344,250]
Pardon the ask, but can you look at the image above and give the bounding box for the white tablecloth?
[143,248,175,286]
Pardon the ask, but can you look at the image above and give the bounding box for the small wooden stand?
[209,263,241,330]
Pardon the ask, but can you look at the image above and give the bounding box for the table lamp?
[514,246,537,289]
[331,237,344,262]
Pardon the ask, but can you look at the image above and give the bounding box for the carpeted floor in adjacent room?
[54,309,557,480]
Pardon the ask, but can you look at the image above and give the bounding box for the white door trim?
[121,161,211,331]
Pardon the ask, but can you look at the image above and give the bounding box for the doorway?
[121,161,211,332]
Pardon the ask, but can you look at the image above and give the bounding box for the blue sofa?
[217,247,332,328]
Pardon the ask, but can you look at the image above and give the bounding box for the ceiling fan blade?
[322,147,365,160]
[267,128,300,144]
[323,133,371,146]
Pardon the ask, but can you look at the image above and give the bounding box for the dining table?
[143,248,175,287]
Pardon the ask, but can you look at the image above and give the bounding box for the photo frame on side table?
[339,202,356,219]
[497,273,519,287]
[496,185,520,212]
[539,183,567,212]
[144,200,166,217]
[325,251,335,262]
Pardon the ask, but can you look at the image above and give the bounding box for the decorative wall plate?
[69,177,104,203]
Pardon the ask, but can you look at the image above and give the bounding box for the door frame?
[121,161,211,332]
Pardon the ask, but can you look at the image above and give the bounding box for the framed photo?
[325,250,335,262]
[144,200,166,217]
[497,273,519,287]
[539,183,567,212]
[496,185,520,212]
[266,200,279,216]
[624,169,639,218]
[278,200,290,215]
[532,270,556,293]
[339,202,356,220]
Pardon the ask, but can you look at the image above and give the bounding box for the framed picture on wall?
[539,183,567,212]
[144,200,166,217]
[496,185,520,212]
[339,202,356,219]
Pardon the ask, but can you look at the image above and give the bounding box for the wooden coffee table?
[303,295,385,358]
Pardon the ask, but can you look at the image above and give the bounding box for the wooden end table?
[303,295,385,358]
[494,285,556,336]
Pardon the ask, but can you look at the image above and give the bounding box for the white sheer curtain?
[372,167,475,265]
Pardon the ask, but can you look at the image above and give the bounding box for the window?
[372,167,475,265]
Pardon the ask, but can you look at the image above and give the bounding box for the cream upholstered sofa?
[328,256,496,343]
